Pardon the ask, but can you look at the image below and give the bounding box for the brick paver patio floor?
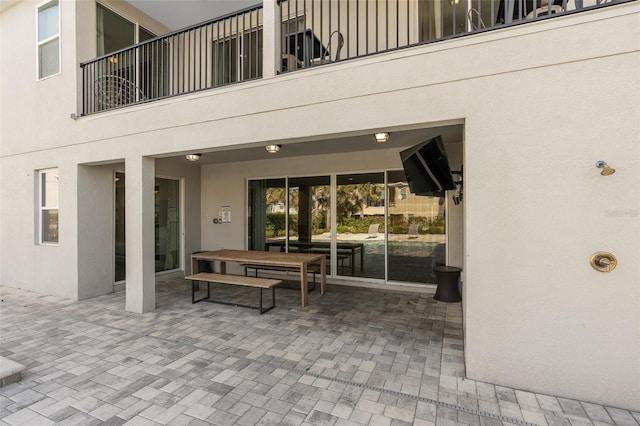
[1,278,638,425]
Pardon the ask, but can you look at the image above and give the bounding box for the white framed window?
[38,168,59,244]
[37,0,60,79]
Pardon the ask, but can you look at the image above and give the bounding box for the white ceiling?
[126,0,259,31]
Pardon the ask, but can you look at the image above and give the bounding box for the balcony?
[81,0,624,116]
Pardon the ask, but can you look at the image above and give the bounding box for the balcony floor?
[0,280,637,425]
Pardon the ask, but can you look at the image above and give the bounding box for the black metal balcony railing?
[279,0,624,71]
[81,0,624,115]
[81,5,263,115]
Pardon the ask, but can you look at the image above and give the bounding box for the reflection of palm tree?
[313,186,330,229]
[266,187,299,212]
[266,188,286,206]
[337,183,382,218]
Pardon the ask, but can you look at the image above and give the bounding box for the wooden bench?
[242,263,320,292]
[185,273,281,314]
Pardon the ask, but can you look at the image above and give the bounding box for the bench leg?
[258,287,277,314]
[193,282,275,313]
[192,280,211,304]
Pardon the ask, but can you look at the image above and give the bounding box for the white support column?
[125,155,155,313]
[262,0,281,78]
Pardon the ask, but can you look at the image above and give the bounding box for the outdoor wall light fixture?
[374,132,390,143]
[595,160,615,176]
[265,144,281,154]
[185,153,201,162]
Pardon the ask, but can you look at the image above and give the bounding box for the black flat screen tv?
[400,136,456,196]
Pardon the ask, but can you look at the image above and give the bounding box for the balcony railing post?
[263,0,280,78]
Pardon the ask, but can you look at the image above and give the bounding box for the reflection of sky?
[43,171,59,207]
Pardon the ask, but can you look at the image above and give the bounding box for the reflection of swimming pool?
[342,240,439,256]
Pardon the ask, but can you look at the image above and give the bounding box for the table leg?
[301,263,308,307]
[191,256,200,291]
[220,261,226,274]
[320,257,326,295]
[351,249,355,276]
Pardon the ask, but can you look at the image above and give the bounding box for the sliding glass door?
[115,172,126,282]
[114,175,181,283]
[248,178,286,251]
[386,170,445,284]
[247,172,446,284]
[287,175,331,253]
[335,173,385,279]
[155,178,180,272]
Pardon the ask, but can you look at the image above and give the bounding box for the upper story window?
[38,168,59,245]
[37,0,60,79]
[96,3,154,56]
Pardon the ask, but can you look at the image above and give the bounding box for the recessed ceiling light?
[185,153,201,161]
[265,144,281,154]
[374,132,390,143]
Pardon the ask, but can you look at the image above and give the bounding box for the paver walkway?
[0,278,638,425]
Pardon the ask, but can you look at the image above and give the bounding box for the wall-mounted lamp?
[374,132,390,143]
[185,153,201,162]
[595,160,615,176]
[265,144,281,154]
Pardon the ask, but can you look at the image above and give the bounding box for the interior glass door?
[386,170,446,284]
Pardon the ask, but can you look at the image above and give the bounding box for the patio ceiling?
[126,0,259,31]
[171,125,463,165]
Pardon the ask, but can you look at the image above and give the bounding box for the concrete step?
[0,356,25,387]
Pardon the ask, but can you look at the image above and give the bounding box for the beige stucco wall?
[1,0,638,410]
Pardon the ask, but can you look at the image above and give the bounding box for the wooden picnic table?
[191,249,326,307]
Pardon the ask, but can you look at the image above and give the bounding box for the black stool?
[434,266,462,302]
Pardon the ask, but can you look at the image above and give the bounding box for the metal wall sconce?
[374,132,389,143]
[265,144,281,154]
[185,153,201,162]
[595,160,615,176]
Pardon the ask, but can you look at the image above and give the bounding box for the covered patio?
[1,281,636,425]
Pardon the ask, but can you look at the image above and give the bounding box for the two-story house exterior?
[1,0,638,411]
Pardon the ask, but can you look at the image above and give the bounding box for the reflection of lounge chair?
[408,224,419,239]
[366,223,379,238]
